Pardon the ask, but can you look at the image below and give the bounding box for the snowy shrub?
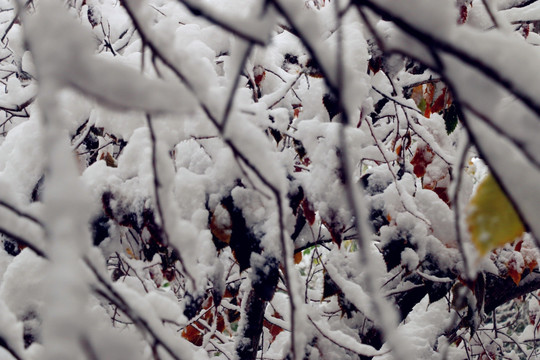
[0,0,539,359]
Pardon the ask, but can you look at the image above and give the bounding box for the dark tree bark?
[484,270,540,313]
[236,289,268,360]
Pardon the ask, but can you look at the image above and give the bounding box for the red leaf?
[458,5,468,24]
[410,145,434,178]
[182,324,204,346]
[264,312,283,341]
[508,267,522,286]
[322,218,343,247]
[431,87,447,114]
[301,199,316,225]
[507,257,525,285]
[521,24,530,39]
[433,187,451,206]
[254,65,266,86]
[293,105,302,118]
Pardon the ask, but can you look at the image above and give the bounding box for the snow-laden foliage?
[0,0,539,359]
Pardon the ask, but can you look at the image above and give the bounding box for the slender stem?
[0,200,44,228]
[146,114,196,287]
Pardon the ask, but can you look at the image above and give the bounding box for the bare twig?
[85,257,187,360]
[365,117,431,226]
[450,137,472,279]
[308,315,385,357]
[356,0,540,121]
[0,224,46,258]
[146,114,196,287]
[481,0,500,29]
[0,199,44,228]
[175,0,268,45]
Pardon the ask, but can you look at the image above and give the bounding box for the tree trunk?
[236,289,267,360]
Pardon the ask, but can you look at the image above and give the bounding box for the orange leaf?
[411,85,424,106]
[294,251,302,264]
[508,267,522,285]
[528,259,538,273]
[293,104,302,118]
[424,83,435,104]
[100,152,117,167]
[210,204,232,247]
[125,247,137,259]
[506,257,525,285]
[423,83,435,117]
[431,87,447,114]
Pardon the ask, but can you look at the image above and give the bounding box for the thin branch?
[365,117,431,226]
[450,137,473,279]
[80,335,99,360]
[267,72,304,109]
[403,112,453,165]
[271,187,299,360]
[121,1,282,205]
[481,0,500,29]
[495,331,529,359]
[460,100,540,171]
[0,335,24,360]
[120,0,219,125]
[220,42,254,131]
[356,0,540,121]
[371,85,422,115]
[85,257,186,360]
[0,199,44,228]
[0,0,32,43]
[76,141,114,156]
[324,1,406,358]
[402,78,443,91]
[357,5,385,54]
[451,93,540,249]
[264,67,302,102]
[146,114,195,287]
[269,0,338,96]
[0,224,46,258]
[308,315,385,357]
[356,0,540,247]
[293,238,333,254]
[0,95,36,113]
[175,0,268,45]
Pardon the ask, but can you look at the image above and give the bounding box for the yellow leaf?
[100,152,117,168]
[467,173,525,255]
[126,247,138,260]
